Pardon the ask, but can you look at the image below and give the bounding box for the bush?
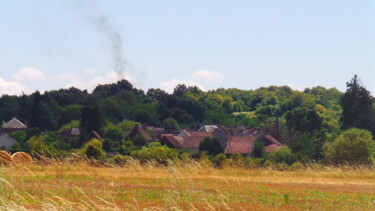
[230,153,245,167]
[131,145,178,165]
[323,128,375,165]
[213,153,227,168]
[289,161,304,171]
[267,146,295,165]
[132,134,147,147]
[163,118,180,130]
[81,138,106,160]
[244,158,264,168]
[253,141,265,158]
[110,154,129,165]
[199,137,223,156]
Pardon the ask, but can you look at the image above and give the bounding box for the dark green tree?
[199,137,223,156]
[341,75,375,135]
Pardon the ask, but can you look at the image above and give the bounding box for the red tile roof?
[265,144,280,153]
[263,135,282,146]
[128,125,152,141]
[161,134,184,148]
[224,136,254,154]
[182,136,207,149]
[187,131,212,137]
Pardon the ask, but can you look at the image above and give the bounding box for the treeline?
[1,75,375,166]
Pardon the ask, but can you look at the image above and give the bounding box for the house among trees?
[128,125,153,143]
[260,135,283,153]
[197,125,218,133]
[1,118,27,134]
[224,136,255,157]
[0,134,18,150]
[159,134,184,149]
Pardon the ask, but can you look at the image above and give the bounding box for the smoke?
[92,15,127,77]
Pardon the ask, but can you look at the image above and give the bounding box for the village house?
[224,136,255,157]
[0,134,18,150]
[260,135,283,153]
[128,125,153,143]
[1,118,27,134]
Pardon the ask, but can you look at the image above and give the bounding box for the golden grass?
[0,159,374,210]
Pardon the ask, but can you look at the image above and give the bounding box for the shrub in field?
[199,137,223,156]
[27,136,59,157]
[323,128,375,165]
[110,154,129,165]
[230,153,245,167]
[289,161,304,170]
[130,144,178,165]
[244,158,264,168]
[82,138,106,160]
[213,153,227,168]
[267,146,295,165]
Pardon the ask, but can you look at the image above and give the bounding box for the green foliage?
[288,132,325,161]
[81,138,106,160]
[163,118,180,130]
[213,153,227,168]
[58,104,81,127]
[130,144,178,165]
[110,154,129,165]
[341,75,375,135]
[267,146,295,165]
[323,128,375,165]
[132,134,147,147]
[253,141,265,158]
[27,136,59,157]
[8,131,26,146]
[199,137,223,156]
[117,120,139,132]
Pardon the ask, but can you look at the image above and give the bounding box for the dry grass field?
[0,160,375,210]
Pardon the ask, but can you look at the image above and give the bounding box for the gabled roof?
[214,125,232,135]
[224,136,254,154]
[198,125,218,133]
[0,134,18,148]
[2,118,27,129]
[160,134,184,148]
[262,135,282,146]
[265,144,280,153]
[129,125,152,141]
[181,136,207,149]
[187,131,212,137]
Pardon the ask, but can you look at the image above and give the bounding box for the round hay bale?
[11,152,33,163]
[0,150,12,165]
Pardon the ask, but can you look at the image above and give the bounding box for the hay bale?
[11,152,33,163]
[0,150,12,165]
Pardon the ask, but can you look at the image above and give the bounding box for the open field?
[0,160,375,210]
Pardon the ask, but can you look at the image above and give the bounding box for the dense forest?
[1,75,374,166]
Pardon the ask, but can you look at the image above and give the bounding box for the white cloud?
[0,78,28,96]
[192,69,224,83]
[11,67,46,81]
[64,70,133,92]
[159,69,223,93]
[83,67,98,75]
[159,79,205,94]
[51,72,79,82]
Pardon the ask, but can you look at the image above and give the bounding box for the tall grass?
[0,157,374,210]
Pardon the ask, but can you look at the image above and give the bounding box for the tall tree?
[341,75,375,135]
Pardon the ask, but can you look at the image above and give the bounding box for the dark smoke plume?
[92,15,127,76]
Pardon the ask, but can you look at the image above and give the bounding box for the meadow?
[0,159,375,210]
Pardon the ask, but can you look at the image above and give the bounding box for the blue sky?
[0,0,374,95]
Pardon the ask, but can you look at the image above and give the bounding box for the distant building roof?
[181,136,207,149]
[160,134,184,148]
[198,125,218,133]
[265,144,280,153]
[261,135,283,146]
[0,134,18,149]
[71,128,80,136]
[224,136,254,155]
[128,125,152,141]
[2,118,27,129]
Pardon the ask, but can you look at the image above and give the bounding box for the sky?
[0,0,374,95]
